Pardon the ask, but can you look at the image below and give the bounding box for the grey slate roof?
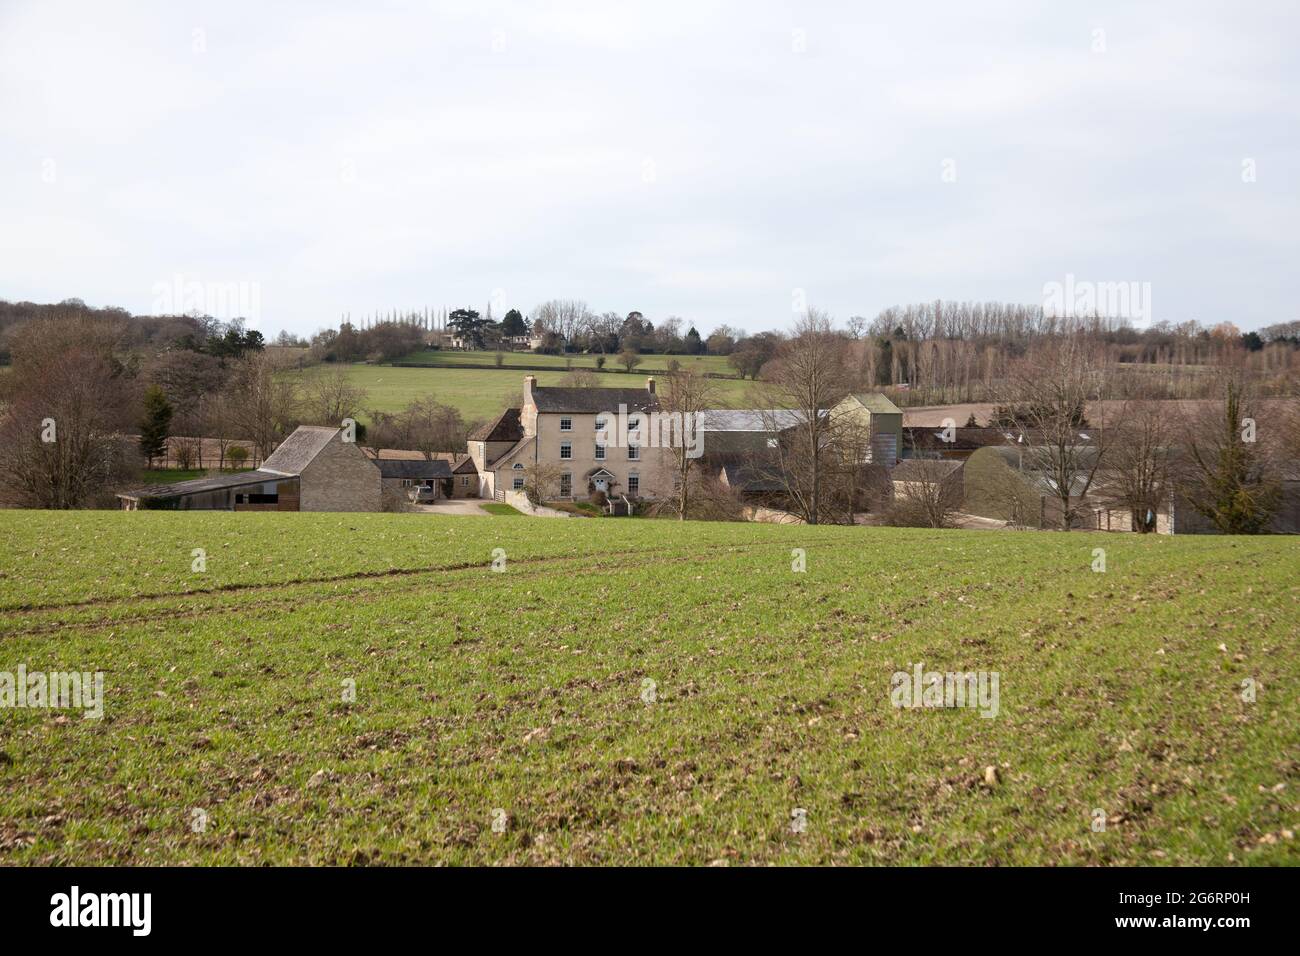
[261,426,340,475]
[374,459,453,480]
[117,469,284,501]
[531,386,658,414]
[702,409,805,432]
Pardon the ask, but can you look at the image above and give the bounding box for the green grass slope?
[287,363,755,422]
[0,512,1296,865]
[398,350,735,376]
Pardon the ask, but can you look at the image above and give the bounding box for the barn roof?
[702,409,805,432]
[116,469,285,501]
[261,426,341,475]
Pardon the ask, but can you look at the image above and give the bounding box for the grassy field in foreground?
[287,363,755,423]
[0,512,1296,865]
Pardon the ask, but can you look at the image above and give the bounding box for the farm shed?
[829,394,903,464]
[116,425,381,512]
[117,470,299,511]
[375,458,453,498]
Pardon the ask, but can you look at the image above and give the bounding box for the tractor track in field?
[1,536,856,637]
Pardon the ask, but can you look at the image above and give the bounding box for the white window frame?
[627,444,639,460]
[595,443,606,460]
[559,417,572,432]
[560,441,572,460]
[560,472,572,497]
[627,474,639,496]
[513,476,525,490]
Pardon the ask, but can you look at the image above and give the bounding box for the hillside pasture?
[290,363,755,423]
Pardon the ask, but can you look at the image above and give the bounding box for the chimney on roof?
[523,374,536,407]
[646,376,655,395]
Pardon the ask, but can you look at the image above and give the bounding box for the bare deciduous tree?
[367,396,467,458]
[532,299,589,342]
[521,461,564,507]
[302,365,368,427]
[224,352,301,459]
[1005,336,1111,529]
[1098,400,1183,532]
[658,368,717,520]
[885,461,960,528]
[0,316,136,508]
[752,310,851,524]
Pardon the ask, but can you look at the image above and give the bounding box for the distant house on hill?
[116,425,381,512]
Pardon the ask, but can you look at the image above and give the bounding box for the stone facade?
[298,431,382,512]
[520,376,675,501]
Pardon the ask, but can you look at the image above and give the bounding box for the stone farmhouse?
[470,375,673,502]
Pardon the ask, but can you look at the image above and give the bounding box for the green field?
[294,363,756,423]
[399,349,736,376]
[0,512,1296,865]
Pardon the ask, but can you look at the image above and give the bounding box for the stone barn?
[117,425,381,512]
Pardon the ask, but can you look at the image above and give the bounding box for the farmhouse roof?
[530,386,659,414]
[469,407,523,443]
[261,425,341,475]
[116,469,284,501]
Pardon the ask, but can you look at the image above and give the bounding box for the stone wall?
[298,434,382,511]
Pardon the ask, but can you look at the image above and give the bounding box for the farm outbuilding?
[375,458,453,499]
[116,425,381,512]
[116,470,299,511]
[829,394,903,465]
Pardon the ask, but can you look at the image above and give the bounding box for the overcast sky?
[2,1,1296,336]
